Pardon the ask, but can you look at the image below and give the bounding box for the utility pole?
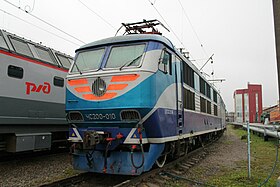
[272,3,280,187]
[273,0,280,100]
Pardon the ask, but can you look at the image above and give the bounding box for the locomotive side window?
[71,48,105,73]
[213,90,217,103]
[200,77,206,95]
[183,88,195,110]
[206,100,211,114]
[8,65,24,79]
[0,33,8,49]
[183,63,194,88]
[194,72,200,91]
[159,50,171,74]
[214,105,218,116]
[106,44,145,69]
[53,76,64,87]
[56,54,71,69]
[206,83,211,99]
[200,97,206,113]
[10,37,34,58]
[34,46,57,65]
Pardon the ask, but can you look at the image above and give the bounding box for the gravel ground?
[0,153,81,187]
[181,125,247,186]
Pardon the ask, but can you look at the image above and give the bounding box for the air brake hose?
[103,134,123,173]
[131,127,145,170]
[103,140,112,173]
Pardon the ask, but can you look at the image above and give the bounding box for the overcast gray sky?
[0,0,277,112]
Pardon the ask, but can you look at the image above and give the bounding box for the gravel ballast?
[0,153,81,187]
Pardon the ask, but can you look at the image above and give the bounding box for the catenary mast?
[273,0,280,100]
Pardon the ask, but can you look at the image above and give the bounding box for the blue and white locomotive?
[67,20,226,175]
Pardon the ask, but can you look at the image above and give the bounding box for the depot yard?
[1,124,280,187]
[169,124,280,187]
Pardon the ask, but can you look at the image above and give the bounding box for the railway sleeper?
[155,131,220,169]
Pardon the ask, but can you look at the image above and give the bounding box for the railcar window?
[8,65,23,79]
[35,46,57,65]
[10,37,33,57]
[159,50,171,74]
[57,54,71,69]
[214,105,218,116]
[183,63,194,88]
[200,97,206,113]
[53,76,64,87]
[183,88,195,110]
[106,44,145,69]
[207,100,211,114]
[0,33,8,49]
[72,48,105,73]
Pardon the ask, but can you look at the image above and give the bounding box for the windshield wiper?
[119,54,143,70]
[73,63,82,75]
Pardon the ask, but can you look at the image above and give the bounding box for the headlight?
[92,77,107,97]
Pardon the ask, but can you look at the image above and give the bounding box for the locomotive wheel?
[155,154,167,168]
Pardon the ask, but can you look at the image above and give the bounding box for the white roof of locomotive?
[76,34,175,52]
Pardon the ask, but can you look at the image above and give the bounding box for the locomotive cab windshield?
[71,48,105,73]
[106,44,145,69]
[70,43,146,73]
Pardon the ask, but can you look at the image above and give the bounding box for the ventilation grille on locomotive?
[92,77,107,97]
[121,110,141,121]
[68,112,84,121]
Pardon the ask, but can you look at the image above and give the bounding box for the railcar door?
[175,57,184,133]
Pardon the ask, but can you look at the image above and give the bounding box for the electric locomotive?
[67,20,226,175]
[0,29,73,153]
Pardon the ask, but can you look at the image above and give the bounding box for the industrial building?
[233,83,263,123]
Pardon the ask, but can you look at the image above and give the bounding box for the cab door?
[175,57,184,133]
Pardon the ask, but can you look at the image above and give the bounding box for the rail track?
[41,137,219,187]
[119,145,210,187]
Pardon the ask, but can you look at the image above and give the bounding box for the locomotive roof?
[76,34,175,52]
[76,34,223,101]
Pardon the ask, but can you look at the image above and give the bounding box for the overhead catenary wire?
[177,0,218,80]
[147,0,184,47]
[24,0,36,13]
[0,8,81,46]
[77,0,116,31]
[177,0,209,57]
[3,0,86,44]
[146,0,202,68]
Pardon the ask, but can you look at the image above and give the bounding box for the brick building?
[233,84,263,123]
